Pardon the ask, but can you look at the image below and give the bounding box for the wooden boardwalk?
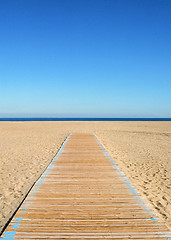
[1,133,171,239]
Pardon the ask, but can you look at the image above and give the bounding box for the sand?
[0,121,170,233]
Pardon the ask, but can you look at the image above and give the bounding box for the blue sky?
[0,0,170,117]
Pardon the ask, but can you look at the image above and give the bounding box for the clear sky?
[0,0,170,117]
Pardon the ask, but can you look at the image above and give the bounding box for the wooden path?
[1,133,171,239]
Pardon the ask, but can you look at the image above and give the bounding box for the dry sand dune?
[0,121,170,233]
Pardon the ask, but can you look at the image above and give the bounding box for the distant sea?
[0,118,171,121]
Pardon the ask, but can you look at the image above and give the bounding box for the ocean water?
[0,118,171,121]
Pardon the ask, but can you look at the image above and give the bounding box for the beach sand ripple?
[0,121,170,233]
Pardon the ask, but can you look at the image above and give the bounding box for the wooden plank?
[0,133,170,239]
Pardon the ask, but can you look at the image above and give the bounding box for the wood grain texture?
[1,133,170,239]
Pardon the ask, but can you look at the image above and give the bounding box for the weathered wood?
[1,133,170,239]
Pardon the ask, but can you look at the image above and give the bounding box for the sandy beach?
[0,121,170,233]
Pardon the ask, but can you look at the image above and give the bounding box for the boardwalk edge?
[0,133,72,239]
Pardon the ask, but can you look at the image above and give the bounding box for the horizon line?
[0,117,171,122]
